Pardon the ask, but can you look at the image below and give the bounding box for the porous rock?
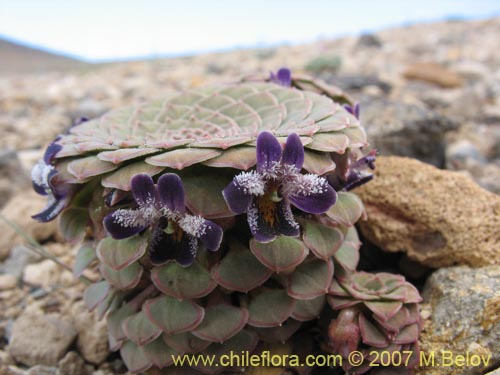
[0,190,59,260]
[8,304,77,366]
[417,266,500,375]
[356,156,500,267]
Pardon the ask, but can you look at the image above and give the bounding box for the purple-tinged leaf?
[359,314,390,348]
[287,258,334,300]
[393,323,420,345]
[120,341,152,374]
[302,219,344,260]
[100,262,143,290]
[107,303,136,342]
[211,241,272,292]
[291,295,326,321]
[327,295,360,310]
[141,337,178,368]
[202,147,257,170]
[97,148,160,164]
[306,133,349,153]
[325,191,364,226]
[253,319,302,343]
[73,244,96,278]
[58,207,89,243]
[250,237,308,273]
[303,150,336,175]
[183,170,235,219]
[122,311,162,346]
[101,162,164,191]
[97,235,147,271]
[151,261,217,300]
[365,301,403,322]
[67,156,118,181]
[163,332,210,354]
[83,281,111,312]
[192,304,249,343]
[144,295,205,335]
[146,148,221,170]
[248,289,295,328]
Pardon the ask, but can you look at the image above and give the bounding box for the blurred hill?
[0,37,88,75]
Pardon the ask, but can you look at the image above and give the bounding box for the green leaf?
[107,303,136,342]
[97,235,147,271]
[359,314,389,348]
[192,304,249,343]
[72,244,96,278]
[291,295,326,321]
[151,261,216,300]
[253,319,302,343]
[364,301,403,322]
[250,237,308,273]
[101,161,165,191]
[202,146,256,170]
[306,133,349,153]
[248,289,295,328]
[287,258,334,300]
[195,330,258,372]
[162,332,210,354]
[67,155,118,181]
[211,241,272,292]
[120,341,152,373]
[100,262,143,290]
[303,150,336,175]
[122,311,162,346]
[302,219,343,260]
[144,296,205,335]
[325,191,364,226]
[83,281,110,312]
[59,207,89,243]
[146,148,221,170]
[333,241,360,274]
[142,337,178,368]
[98,147,160,164]
[182,168,234,219]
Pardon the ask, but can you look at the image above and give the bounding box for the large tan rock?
[356,156,500,267]
[403,62,463,88]
[0,189,59,260]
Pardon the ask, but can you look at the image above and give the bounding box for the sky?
[1,0,499,62]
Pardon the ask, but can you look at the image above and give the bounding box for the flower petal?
[131,174,159,208]
[222,180,254,214]
[198,220,223,252]
[104,211,147,240]
[281,133,304,170]
[289,184,337,214]
[32,195,69,222]
[256,131,282,173]
[249,200,299,243]
[149,221,195,267]
[43,140,62,164]
[274,67,292,87]
[157,173,186,213]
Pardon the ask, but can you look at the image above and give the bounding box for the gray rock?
[360,99,458,167]
[356,33,382,48]
[8,305,77,366]
[0,245,42,279]
[332,74,391,93]
[418,266,500,375]
[26,366,58,375]
[72,301,110,365]
[0,149,30,208]
[58,351,91,375]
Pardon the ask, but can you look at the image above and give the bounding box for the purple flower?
[223,131,337,243]
[270,67,292,87]
[344,103,360,119]
[31,140,75,222]
[104,173,223,267]
[329,150,377,191]
[31,118,90,222]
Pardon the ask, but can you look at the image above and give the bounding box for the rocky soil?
[0,17,499,375]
